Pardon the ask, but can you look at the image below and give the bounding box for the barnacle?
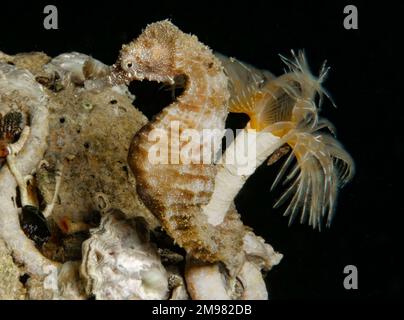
[0,111,24,166]
[0,111,23,142]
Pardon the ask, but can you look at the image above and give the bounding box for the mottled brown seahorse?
[111,20,246,272]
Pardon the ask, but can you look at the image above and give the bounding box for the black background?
[0,1,401,299]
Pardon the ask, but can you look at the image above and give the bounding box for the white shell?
[243,231,283,270]
[57,262,85,300]
[185,231,283,300]
[80,211,169,300]
[44,52,109,85]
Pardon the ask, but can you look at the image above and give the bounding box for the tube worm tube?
[0,63,60,276]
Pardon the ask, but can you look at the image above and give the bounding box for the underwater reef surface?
[0,20,353,300]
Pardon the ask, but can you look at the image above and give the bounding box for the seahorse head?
[113,20,180,84]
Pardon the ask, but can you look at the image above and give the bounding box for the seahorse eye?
[127,63,133,68]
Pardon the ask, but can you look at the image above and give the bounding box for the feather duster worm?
[208,51,355,229]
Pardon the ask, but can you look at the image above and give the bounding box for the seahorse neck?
[175,42,226,98]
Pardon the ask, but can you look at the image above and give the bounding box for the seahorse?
[112,21,246,272]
